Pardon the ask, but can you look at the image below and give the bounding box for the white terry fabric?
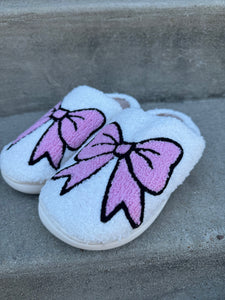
[0,86,140,183]
[147,108,201,135]
[39,108,205,245]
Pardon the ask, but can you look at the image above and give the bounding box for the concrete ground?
[0,98,224,299]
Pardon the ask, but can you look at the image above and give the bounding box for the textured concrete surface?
[0,98,225,299]
[1,1,225,116]
[1,1,225,14]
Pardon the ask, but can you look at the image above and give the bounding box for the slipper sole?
[38,197,167,250]
[1,170,44,194]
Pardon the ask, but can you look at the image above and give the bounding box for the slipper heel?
[147,108,201,135]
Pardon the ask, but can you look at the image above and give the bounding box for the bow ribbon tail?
[29,121,65,170]
[53,154,114,195]
[101,158,144,228]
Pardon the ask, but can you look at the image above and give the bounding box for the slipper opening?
[156,113,184,122]
[106,93,141,110]
[148,109,201,136]
[113,97,131,109]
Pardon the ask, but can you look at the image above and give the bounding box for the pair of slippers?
[0,86,205,250]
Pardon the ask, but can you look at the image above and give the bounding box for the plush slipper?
[0,86,140,194]
[38,108,205,250]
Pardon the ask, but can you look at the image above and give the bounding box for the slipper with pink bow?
[38,108,205,250]
[0,86,140,194]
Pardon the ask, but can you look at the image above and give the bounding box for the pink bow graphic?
[53,122,183,228]
[8,102,106,169]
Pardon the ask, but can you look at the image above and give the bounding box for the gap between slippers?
[38,108,205,250]
[0,86,140,194]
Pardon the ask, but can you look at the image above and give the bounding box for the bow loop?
[76,123,121,161]
[130,139,183,194]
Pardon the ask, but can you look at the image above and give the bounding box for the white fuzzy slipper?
[0,86,140,194]
[38,108,205,250]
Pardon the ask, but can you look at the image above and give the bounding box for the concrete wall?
[1,2,225,116]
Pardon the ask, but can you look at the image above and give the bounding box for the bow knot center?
[52,109,68,120]
[114,143,134,158]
